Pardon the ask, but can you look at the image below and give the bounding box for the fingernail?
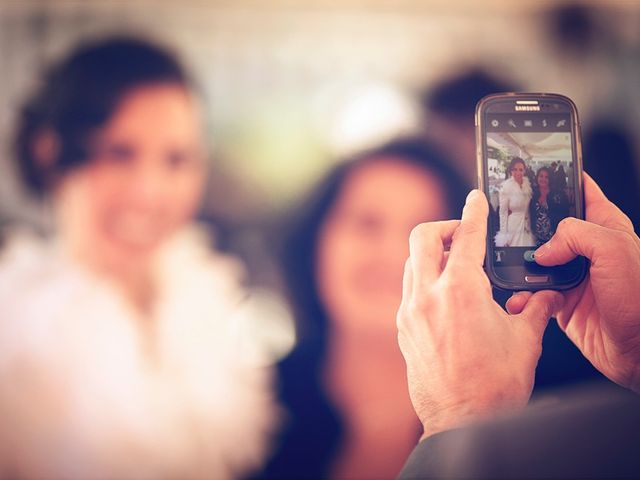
[534,240,551,259]
[466,190,480,203]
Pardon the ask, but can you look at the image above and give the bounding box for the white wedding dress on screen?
[496,176,535,247]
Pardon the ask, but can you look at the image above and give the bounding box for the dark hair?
[507,156,526,179]
[262,137,469,478]
[281,136,469,351]
[536,166,552,181]
[14,36,191,195]
[583,123,640,232]
[422,67,518,118]
[545,2,597,56]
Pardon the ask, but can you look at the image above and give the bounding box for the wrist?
[605,340,640,394]
[419,391,528,440]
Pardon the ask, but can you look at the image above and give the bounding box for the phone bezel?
[475,92,588,291]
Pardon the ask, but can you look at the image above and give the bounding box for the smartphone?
[475,93,588,291]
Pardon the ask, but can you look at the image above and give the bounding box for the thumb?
[534,217,605,266]
[517,290,564,338]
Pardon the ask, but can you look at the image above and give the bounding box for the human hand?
[508,174,640,393]
[397,190,563,439]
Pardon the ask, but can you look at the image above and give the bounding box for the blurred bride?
[0,37,278,479]
[495,156,534,247]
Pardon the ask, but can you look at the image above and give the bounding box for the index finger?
[447,189,489,268]
[408,220,460,289]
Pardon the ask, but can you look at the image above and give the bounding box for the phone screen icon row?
[490,118,566,128]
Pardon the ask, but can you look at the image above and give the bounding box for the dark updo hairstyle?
[506,156,526,179]
[14,36,191,196]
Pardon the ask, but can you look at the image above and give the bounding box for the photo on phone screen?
[477,93,588,290]
[490,134,573,238]
[486,114,574,265]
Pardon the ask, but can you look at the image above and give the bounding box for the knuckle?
[440,269,469,293]
[398,290,439,328]
[441,265,489,300]
[454,220,482,240]
[446,261,476,279]
[535,298,554,320]
[407,293,434,318]
[396,300,421,334]
[409,223,432,245]
[395,304,409,331]
[557,216,579,232]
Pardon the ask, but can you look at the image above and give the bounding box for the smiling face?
[315,158,450,332]
[55,83,206,272]
[511,161,525,184]
[537,169,550,189]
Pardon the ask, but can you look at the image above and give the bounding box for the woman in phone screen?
[530,166,570,246]
[495,156,535,247]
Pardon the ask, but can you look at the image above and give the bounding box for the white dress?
[496,177,535,247]
[0,226,282,479]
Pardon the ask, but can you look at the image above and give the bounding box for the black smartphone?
[475,92,588,291]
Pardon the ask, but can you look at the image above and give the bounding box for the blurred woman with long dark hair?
[259,138,468,479]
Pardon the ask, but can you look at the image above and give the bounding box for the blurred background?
[1,0,639,278]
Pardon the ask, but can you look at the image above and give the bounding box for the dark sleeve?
[251,348,343,480]
[550,190,570,230]
[529,196,538,234]
[398,430,465,479]
[398,383,640,479]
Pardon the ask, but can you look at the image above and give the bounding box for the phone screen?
[477,94,587,290]
[486,114,574,265]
